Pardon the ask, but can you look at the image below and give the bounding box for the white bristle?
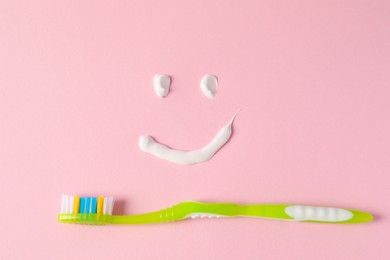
[108,197,115,215]
[65,195,69,213]
[103,197,108,214]
[65,196,69,214]
[111,197,115,214]
[68,196,74,214]
[60,194,75,214]
[64,195,69,214]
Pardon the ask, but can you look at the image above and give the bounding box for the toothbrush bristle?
[97,196,104,214]
[74,195,80,213]
[60,194,114,215]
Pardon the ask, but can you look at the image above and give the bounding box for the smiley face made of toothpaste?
[138,74,239,165]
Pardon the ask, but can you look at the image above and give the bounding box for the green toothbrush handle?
[108,202,373,224]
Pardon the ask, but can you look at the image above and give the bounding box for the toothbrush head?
[58,194,115,225]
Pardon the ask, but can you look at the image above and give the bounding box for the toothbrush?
[58,195,373,225]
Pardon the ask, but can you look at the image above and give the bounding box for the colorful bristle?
[85,197,91,213]
[74,196,80,213]
[91,197,97,213]
[79,197,86,213]
[97,196,104,214]
[60,194,114,215]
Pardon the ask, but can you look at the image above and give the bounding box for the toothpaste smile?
[138,111,238,165]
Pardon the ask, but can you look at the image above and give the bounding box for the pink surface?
[1,0,390,259]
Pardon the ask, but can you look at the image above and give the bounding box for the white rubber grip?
[285,205,353,222]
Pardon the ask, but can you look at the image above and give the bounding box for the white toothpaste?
[153,74,171,97]
[139,111,239,165]
[200,74,218,98]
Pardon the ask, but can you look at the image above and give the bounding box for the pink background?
[1,0,390,259]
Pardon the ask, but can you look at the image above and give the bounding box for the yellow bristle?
[74,195,80,214]
[97,196,104,214]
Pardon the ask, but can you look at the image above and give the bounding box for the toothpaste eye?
[153,74,171,97]
[200,74,218,99]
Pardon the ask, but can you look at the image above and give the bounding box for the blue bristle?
[79,197,86,213]
[91,197,97,213]
[85,197,91,213]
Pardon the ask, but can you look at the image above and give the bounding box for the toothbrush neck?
[109,206,183,224]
